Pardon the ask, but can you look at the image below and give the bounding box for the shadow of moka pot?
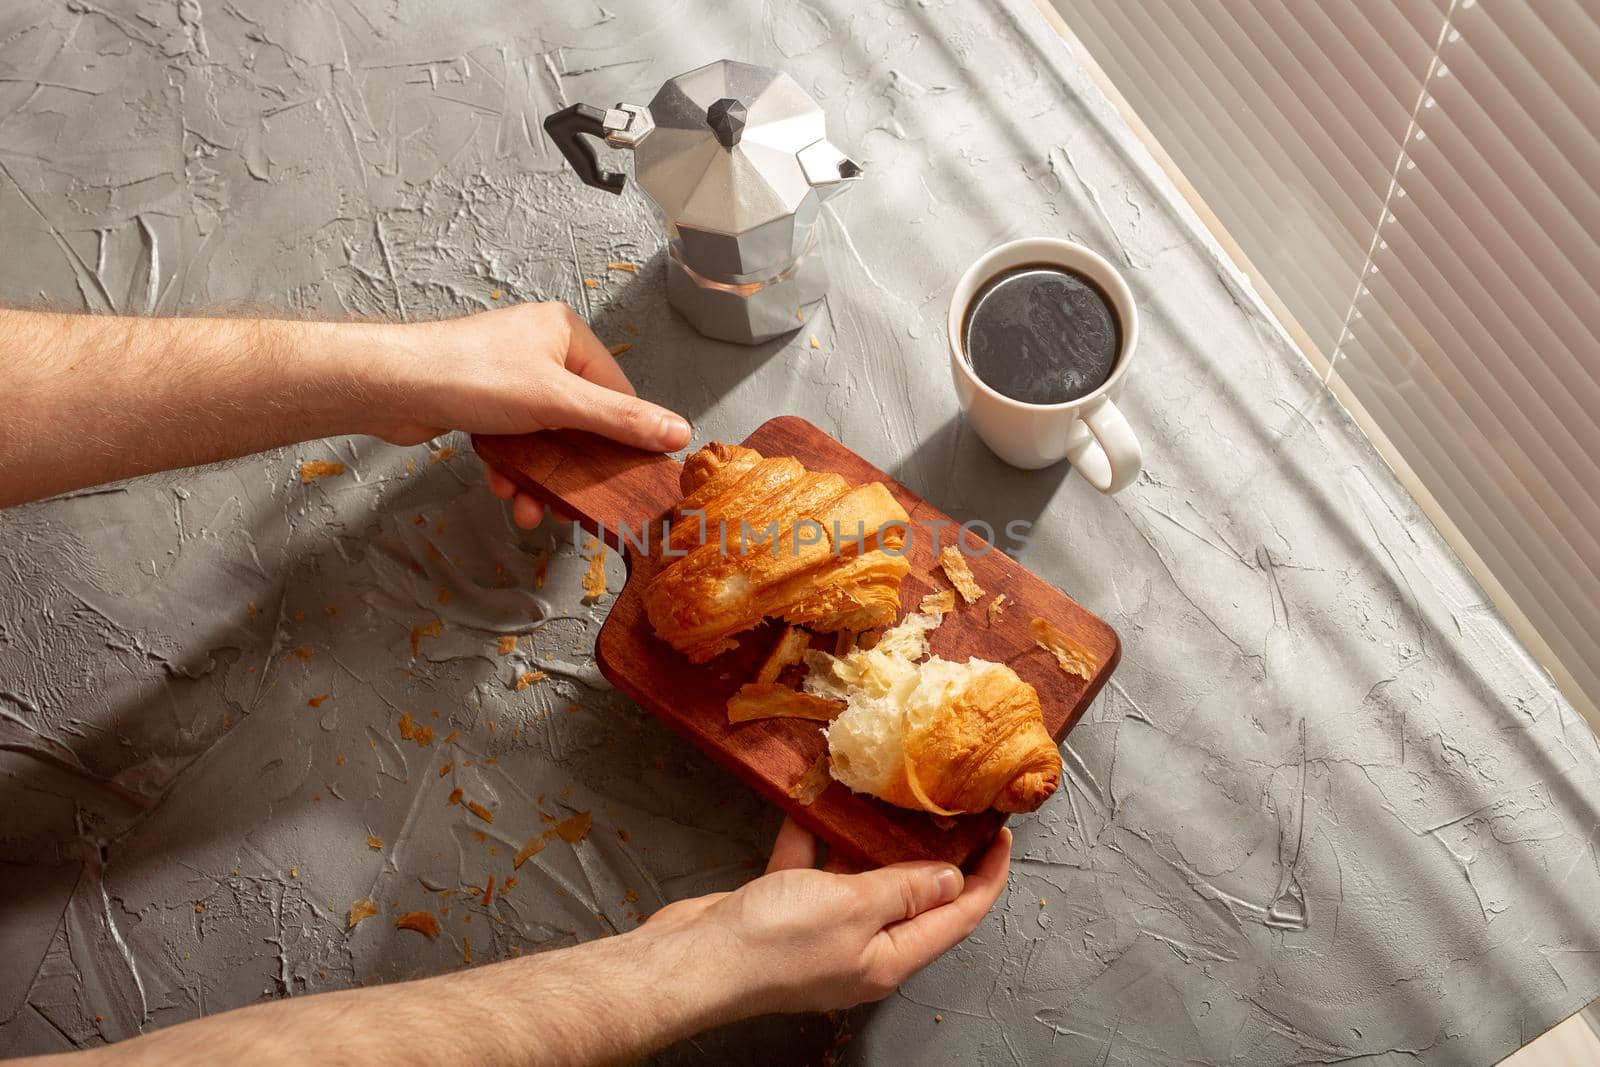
[545,59,863,345]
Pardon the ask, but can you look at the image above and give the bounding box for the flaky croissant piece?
[644,443,912,663]
[806,611,1062,815]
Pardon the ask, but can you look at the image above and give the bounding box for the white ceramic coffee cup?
[947,237,1142,490]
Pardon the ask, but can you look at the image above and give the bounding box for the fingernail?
[658,414,691,448]
[935,866,963,903]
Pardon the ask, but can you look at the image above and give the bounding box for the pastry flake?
[726,682,845,724]
[394,910,440,939]
[756,625,811,684]
[299,459,346,484]
[397,712,433,748]
[937,545,984,604]
[410,618,442,658]
[347,897,378,929]
[513,834,547,869]
[788,752,832,806]
[554,811,593,844]
[987,593,1009,623]
[582,539,608,600]
[1029,616,1097,681]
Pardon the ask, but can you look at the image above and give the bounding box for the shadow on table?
[891,413,1073,559]
[585,248,798,428]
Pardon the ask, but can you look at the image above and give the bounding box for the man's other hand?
[647,818,1012,1015]
[375,302,691,528]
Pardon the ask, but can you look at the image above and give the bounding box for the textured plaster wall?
[1,0,1598,1063]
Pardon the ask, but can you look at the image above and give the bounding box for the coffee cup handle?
[1067,397,1142,494]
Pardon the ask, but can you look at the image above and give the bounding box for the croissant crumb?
[347,897,378,929]
[937,545,984,604]
[727,683,844,724]
[756,626,811,683]
[513,833,547,869]
[554,811,593,844]
[987,593,1009,623]
[1029,616,1097,681]
[788,752,832,806]
[582,539,608,600]
[394,910,440,939]
[299,459,346,484]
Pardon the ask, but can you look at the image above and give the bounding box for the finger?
[512,493,546,529]
[485,465,517,500]
[819,840,859,875]
[562,315,637,397]
[822,853,855,875]
[848,860,965,926]
[540,372,690,452]
[871,828,1012,975]
[765,816,818,874]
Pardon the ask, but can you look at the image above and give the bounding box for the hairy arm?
[0,303,688,510]
[35,823,1009,1066]
[0,309,383,506]
[63,921,739,1067]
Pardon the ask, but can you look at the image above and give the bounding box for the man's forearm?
[0,309,405,506]
[68,921,747,1067]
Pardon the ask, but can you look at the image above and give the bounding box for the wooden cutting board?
[473,416,1120,868]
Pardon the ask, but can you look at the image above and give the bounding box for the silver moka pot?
[545,60,862,345]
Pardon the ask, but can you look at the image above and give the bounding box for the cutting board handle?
[471,430,683,553]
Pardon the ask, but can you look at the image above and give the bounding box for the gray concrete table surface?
[2,1,1597,1063]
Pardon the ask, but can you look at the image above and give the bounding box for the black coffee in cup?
[960,265,1121,405]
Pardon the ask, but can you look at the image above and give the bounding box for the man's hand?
[372,302,690,528]
[0,303,688,513]
[650,817,1012,1015]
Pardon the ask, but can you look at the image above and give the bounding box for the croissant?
[644,443,912,662]
[804,611,1061,814]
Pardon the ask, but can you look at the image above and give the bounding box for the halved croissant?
[644,443,912,662]
[805,611,1062,814]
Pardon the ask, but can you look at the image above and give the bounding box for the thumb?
[542,372,691,452]
[850,862,964,925]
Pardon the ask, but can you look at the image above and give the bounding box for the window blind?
[1047,0,1600,718]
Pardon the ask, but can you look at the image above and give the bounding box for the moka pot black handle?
[543,103,626,195]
